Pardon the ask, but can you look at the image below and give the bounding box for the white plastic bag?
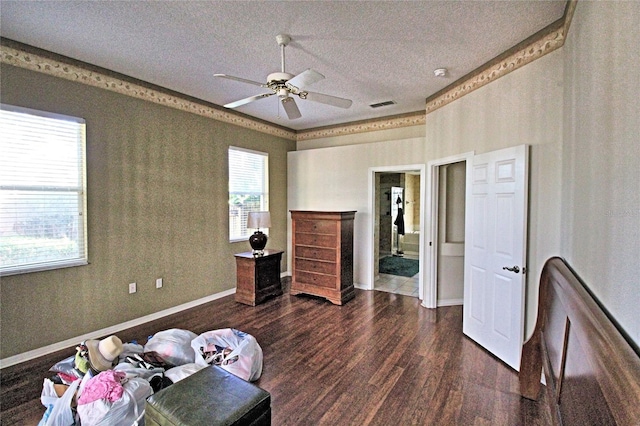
[143,328,197,366]
[164,362,207,383]
[191,328,263,381]
[118,342,144,363]
[77,377,152,426]
[48,355,83,380]
[39,379,59,421]
[38,378,80,426]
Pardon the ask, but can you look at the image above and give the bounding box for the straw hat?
[85,335,123,372]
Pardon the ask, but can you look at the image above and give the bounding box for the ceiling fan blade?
[281,97,301,119]
[286,69,325,92]
[301,91,353,109]
[214,74,266,87]
[224,93,273,109]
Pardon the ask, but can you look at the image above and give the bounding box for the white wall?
[562,1,640,345]
[288,138,426,288]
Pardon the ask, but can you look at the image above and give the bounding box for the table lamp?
[247,211,271,256]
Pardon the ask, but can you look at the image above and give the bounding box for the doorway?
[370,166,425,298]
[424,152,473,308]
[425,147,529,370]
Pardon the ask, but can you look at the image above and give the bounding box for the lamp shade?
[247,211,271,229]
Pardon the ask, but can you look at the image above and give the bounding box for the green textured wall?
[0,64,296,359]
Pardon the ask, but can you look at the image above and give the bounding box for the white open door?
[463,145,528,371]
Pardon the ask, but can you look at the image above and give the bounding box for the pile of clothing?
[39,328,263,426]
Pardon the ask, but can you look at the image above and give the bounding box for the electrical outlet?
[129,282,136,294]
[156,278,163,289]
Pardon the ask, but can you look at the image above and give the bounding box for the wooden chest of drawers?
[290,210,356,305]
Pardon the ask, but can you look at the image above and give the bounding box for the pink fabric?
[57,372,79,384]
[78,370,126,405]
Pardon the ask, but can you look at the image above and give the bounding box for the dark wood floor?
[1,284,550,425]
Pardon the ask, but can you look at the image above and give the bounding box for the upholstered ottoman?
[145,365,271,426]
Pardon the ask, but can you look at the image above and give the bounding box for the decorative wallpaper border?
[296,112,426,141]
[1,3,573,142]
[0,45,297,141]
[425,16,569,114]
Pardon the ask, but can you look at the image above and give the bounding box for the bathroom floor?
[374,253,419,297]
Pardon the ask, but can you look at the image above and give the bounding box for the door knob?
[502,265,520,274]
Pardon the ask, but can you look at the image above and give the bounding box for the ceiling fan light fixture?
[277,88,289,99]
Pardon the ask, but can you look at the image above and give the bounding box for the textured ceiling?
[0,1,566,131]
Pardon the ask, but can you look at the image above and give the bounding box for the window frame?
[228,146,269,243]
[0,104,88,276]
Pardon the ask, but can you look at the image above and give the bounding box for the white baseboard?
[437,298,463,307]
[0,288,236,369]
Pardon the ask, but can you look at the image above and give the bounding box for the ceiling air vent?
[369,100,396,109]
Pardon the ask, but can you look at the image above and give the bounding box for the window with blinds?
[228,147,269,241]
[0,104,88,276]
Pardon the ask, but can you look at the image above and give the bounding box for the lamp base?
[249,231,268,256]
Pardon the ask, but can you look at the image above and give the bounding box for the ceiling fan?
[215,34,352,119]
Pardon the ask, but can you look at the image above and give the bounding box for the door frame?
[424,151,474,308]
[368,164,426,298]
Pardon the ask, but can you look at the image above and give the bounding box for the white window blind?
[228,147,268,241]
[0,104,88,276]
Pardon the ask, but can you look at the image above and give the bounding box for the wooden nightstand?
[234,249,283,306]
